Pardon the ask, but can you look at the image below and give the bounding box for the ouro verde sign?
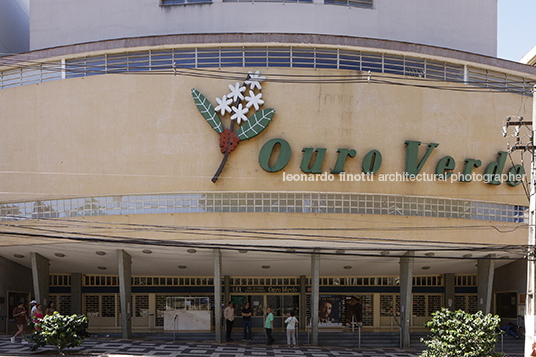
[258,139,524,186]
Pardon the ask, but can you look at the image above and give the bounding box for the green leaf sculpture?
[191,88,223,134]
[236,109,275,141]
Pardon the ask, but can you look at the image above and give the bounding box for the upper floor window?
[324,0,372,8]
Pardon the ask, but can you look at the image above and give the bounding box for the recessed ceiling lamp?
[98,266,107,270]
[239,250,248,254]
[96,251,106,256]
[262,265,270,269]
[336,249,345,254]
[13,254,24,259]
[286,248,296,252]
[344,266,352,269]
[55,253,65,258]
[463,254,473,258]
[178,265,187,269]
[142,250,152,254]
[421,266,431,270]
[187,249,197,254]
[425,252,435,257]
[381,251,390,256]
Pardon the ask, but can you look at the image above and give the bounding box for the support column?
[224,275,230,308]
[30,252,49,306]
[300,275,306,332]
[444,273,455,309]
[477,254,495,314]
[117,249,132,339]
[214,249,222,343]
[71,273,83,315]
[399,251,414,348]
[311,248,320,346]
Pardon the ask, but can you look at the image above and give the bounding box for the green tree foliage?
[27,312,87,353]
[420,308,503,357]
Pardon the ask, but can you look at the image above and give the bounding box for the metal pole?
[525,85,536,357]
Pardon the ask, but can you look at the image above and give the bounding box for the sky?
[498,0,536,61]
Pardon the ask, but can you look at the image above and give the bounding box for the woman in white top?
[284,311,298,347]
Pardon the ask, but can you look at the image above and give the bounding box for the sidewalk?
[0,335,423,356]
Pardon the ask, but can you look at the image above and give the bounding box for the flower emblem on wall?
[191,71,275,183]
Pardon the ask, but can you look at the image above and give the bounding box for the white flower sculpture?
[245,90,264,111]
[191,71,275,183]
[228,82,246,102]
[215,95,232,116]
[231,103,249,125]
[245,70,265,91]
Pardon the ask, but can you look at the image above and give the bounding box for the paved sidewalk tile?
[0,336,423,357]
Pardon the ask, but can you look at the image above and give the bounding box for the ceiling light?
[425,252,435,257]
[98,266,107,270]
[178,265,187,269]
[142,250,152,254]
[13,254,24,259]
[187,249,197,254]
[286,248,296,252]
[421,266,431,270]
[96,251,106,256]
[463,254,473,258]
[262,265,270,269]
[239,250,248,254]
[55,253,65,258]
[381,251,390,256]
[344,266,352,269]
[336,249,345,254]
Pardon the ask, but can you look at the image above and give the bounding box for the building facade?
[1,0,536,348]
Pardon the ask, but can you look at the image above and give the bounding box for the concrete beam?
[214,249,222,343]
[311,248,320,346]
[30,252,49,306]
[71,273,83,315]
[444,273,455,309]
[117,249,132,339]
[477,254,495,314]
[400,251,414,348]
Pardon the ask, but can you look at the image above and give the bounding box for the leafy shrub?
[27,312,88,353]
[420,308,503,357]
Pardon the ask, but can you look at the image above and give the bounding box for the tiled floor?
[0,336,423,356]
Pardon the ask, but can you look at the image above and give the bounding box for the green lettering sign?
[362,150,382,175]
[259,138,291,172]
[435,156,455,180]
[484,151,507,185]
[301,148,327,174]
[331,149,356,174]
[506,165,525,187]
[459,158,482,182]
[404,141,439,177]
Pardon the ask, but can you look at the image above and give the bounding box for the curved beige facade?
[1,35,535,339]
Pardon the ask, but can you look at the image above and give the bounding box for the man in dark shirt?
[242,302,252,341]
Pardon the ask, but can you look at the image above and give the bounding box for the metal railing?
[1,46,533,96]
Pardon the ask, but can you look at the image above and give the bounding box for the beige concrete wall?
[0,67,529,206]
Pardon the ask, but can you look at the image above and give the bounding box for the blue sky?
[498,0,536,61]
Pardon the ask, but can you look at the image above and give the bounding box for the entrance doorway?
[231,294,299,331]
[7,291,31,334]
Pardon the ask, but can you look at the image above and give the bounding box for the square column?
[399,251,414,348]
[311,248,320,346]
[71,273,83,315]
[30,252,49,306]
[117,249,132,339]
[444,273,455,309]
[477,254,495,314]
[214,249,222,343]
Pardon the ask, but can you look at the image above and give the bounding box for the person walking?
[45,302,56,316]
[284,311,298,347]
[264,307,275,345]
[242,302,252,341]
[224,301,235,342]
[11,302,28,344]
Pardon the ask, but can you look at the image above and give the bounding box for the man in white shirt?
[224,301,235,342]
[30,300,37,319]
